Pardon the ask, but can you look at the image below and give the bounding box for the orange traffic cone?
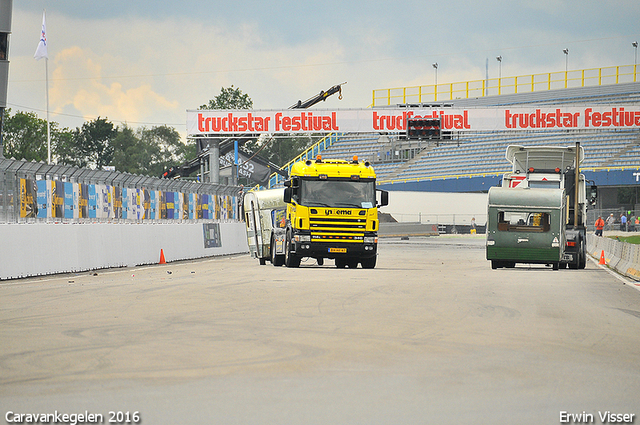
[599,250,606,265]
[159,249,166,264]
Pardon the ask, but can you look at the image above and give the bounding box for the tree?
[245,134,320,168]
[111,124,146,175]
[2,109,195,178]
[198,86,315,168]
[72,117,116,169]
[138,125,194,177]
[107,125,195,177]
[1,108,71,162]
[199,85,253,110]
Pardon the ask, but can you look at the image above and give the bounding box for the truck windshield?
[300,179,375,208]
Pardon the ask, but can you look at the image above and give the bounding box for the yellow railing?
[377,165,640,186]
[249,133,340,191]
[372,64,639,107]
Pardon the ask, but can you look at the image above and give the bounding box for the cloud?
[49,45,179,126]
[6,2,640,136]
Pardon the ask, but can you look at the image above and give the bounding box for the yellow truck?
[281,155,388,268]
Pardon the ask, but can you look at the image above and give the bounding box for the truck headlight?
[295,235,311,242]
[364,236,377,244]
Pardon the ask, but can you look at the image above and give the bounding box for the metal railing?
[264,132,341,189]
[377,165,640,187]
[0,158,242,224]
[373,64,639,107]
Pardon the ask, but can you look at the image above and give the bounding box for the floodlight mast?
[0,0,12,159]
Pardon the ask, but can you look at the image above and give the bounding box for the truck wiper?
[334,202,363,208]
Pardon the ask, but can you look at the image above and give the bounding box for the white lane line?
[589,255,640,292]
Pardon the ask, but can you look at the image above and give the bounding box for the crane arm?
[290,82,345,109]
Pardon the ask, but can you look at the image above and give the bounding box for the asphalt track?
[1,236,640,425]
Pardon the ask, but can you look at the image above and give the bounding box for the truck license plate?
[328,248,347,253]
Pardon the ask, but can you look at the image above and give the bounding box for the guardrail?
[0,158,242,224]
[373,64,639,106]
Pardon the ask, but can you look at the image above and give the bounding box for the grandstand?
[323,127,639,182]
[305,81,640,191]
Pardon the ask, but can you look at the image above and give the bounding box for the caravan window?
[272,208,286,228]
[529,180,560,189]
[498,211,550,232]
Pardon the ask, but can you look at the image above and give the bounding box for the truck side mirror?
[284,177,299,189]
[377,190,389,207]
[284,187,292,203]
[589,185,598,206]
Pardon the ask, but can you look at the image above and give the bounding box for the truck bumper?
[487,246,561,264]
[291,240,377,259]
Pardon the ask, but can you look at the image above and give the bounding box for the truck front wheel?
[361,256,376,269]
[284,232,301,268]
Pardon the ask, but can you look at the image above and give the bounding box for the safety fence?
[373,64,639,106]
[0,158,243,224]
[587,234,640,281]
[587,208,640,233]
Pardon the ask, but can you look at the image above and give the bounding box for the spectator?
[621,214,627,232]
[595,216,605,237]
[606,213,615,230]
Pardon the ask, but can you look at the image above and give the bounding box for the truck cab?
[282,156,388,268]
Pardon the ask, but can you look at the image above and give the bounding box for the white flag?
[34,11,48,60]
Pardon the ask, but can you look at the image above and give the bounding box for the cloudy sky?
[6,0,640,137]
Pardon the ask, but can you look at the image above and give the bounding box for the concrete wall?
[385,191,488,225]
[587,234,640,281]
[0,222,249,280]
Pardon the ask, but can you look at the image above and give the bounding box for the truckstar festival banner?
[187,106,640,135]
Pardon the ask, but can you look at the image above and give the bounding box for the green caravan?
[486,186,566,270]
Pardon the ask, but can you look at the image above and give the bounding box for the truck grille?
[309,217,366,242]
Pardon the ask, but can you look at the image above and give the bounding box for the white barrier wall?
[386,191,488,225]
[0,222,249,280]
[587,234,640,281]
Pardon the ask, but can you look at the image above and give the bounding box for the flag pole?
[34,9,50,164]
[46,55,50,164]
